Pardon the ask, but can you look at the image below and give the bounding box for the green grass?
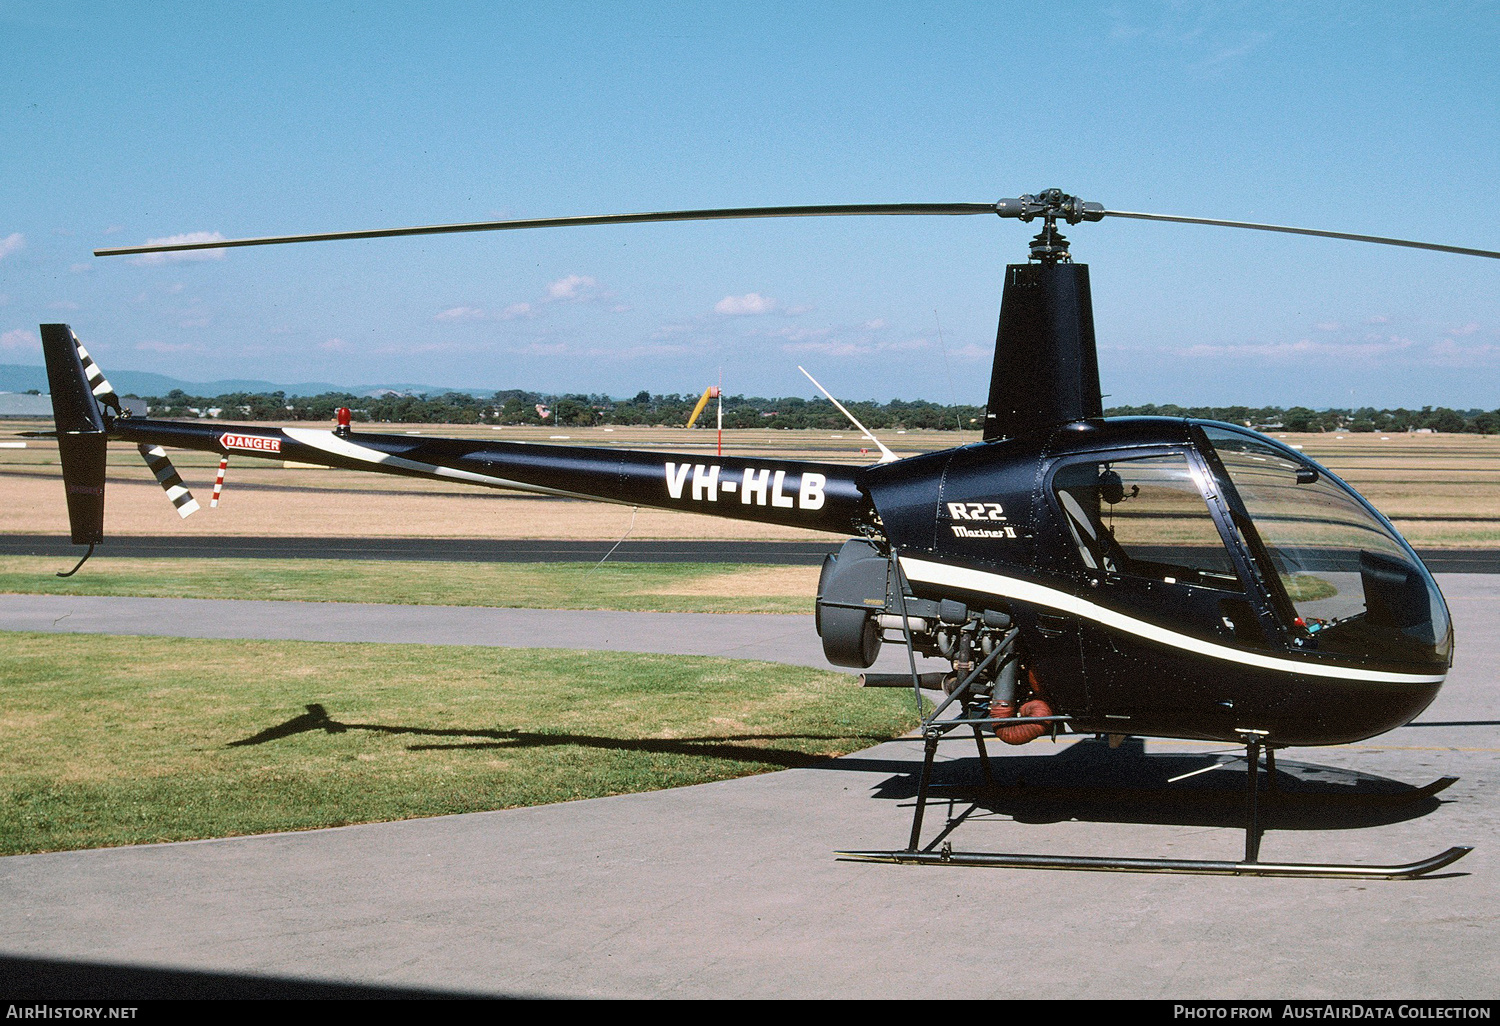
[0,632,919,854]
[0,556,813,614]
[1281,574,1339,602]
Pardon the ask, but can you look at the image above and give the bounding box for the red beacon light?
[335,407,352,438]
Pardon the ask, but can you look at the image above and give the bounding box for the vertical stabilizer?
[40,324,109,545]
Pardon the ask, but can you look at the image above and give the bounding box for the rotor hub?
[995,189,1104,264]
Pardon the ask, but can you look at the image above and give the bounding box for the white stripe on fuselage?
[282,428,606,502]
[898,555,1446,685]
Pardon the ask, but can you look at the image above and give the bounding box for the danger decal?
[219,433,282,454]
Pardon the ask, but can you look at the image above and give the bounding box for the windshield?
[1201,425,1451,667]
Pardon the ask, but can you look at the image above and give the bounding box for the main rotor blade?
[94,203,999,257]
[1102,209,1500,259]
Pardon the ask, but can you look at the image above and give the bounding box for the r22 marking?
[947,501,1004,521]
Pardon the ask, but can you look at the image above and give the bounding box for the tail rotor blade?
[73,335,124,415]
[137,444,200,518]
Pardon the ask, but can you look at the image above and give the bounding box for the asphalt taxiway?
[1,576,1496,999]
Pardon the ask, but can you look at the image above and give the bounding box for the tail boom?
[108,417,877,535]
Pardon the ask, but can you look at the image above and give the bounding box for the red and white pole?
[210,457,228,507]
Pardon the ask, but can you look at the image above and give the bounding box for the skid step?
[837,845,1474,879]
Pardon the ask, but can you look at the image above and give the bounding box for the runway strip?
[1,576,1496,998]
[4,533,1499,570]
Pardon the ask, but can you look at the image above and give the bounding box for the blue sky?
[2,1,1498,407]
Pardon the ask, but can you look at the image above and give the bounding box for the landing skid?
[839,725,1473,880]
[838,845,1474,879]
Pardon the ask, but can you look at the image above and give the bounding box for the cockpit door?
[1052,449,1265,736]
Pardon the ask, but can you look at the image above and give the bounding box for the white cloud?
[609,342,696,358]
[375,341,463,356]
[0,233,24,260]
[435,276,611,324]
[759,325,831,343]
[1427,338,1500,367]
[2,328,38,351]
[1447,322,1483,337]
[129,231,227,266]
[650,321,696,338]
[1168,331,1500,368]
[949,343,991,364]
[780,335,934,359]
[864,318,886,330]
[715,292,777,316]
[435,306,486,321]
[781,340,871,358]
[547,274,598,300]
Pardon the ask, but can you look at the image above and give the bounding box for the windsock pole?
[716,372,723,457]
[211,456,228,507]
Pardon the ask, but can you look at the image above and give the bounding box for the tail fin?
[41,324,110,545]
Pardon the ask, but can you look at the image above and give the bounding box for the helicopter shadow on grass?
[226,702,918,774]
[226,705,1454,833]
[870,735,1455,834]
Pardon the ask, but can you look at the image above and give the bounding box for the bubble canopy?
[1197,423,1452,671]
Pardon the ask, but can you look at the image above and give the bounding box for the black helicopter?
[41,189,1499,878]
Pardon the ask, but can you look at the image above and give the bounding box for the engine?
[814,538,1054,743]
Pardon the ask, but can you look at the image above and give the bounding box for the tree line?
[134,388,1500,434]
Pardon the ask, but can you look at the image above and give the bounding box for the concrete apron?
[0,575,1496,998]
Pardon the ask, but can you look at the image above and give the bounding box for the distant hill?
[0,363,494,399]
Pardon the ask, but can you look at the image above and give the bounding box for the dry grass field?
[2,419,1497,546]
